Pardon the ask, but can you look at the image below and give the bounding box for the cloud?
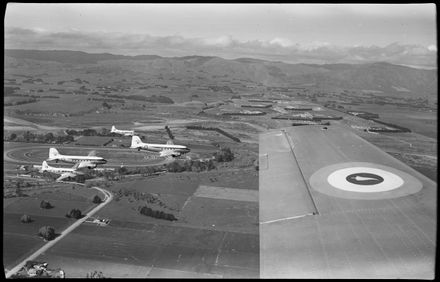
[4,27,437,69]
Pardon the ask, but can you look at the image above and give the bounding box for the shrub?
[166,161,186,173]
[92,195,102,204]
[214,147,234,162]
[38,226,56,241]
[21,214,32,223]
[86,270,105,278]
[66,209,82,219]
[40,200,53,209]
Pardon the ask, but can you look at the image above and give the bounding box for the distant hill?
[5,49,437,97]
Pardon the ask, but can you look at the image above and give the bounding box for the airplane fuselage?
[52,155,107,166]
[130,135,190,157]
[111,126,134,136]
[133,143,190,155]
[44,166,84,175]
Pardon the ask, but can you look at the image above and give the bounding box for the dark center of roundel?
[346,172,384,185]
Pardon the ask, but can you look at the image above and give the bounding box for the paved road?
[5,185,113,279]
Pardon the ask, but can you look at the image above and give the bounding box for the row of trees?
[166,159,215,173]
[138,206,177,221]
[116,165,166,176]
[6,131,74,143]
[98,93,174,104]
[4,97,38,106]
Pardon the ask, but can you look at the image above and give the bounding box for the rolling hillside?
[5,49,437,98]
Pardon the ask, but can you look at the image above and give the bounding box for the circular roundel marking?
[309,162,423,200]
[327,167,404,193]
[346,173,384,185]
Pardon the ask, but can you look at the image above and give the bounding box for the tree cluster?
[92,195,102,204]
[4,97,38,106]
[40,200,53,209]
[115,165,166,176]
[65,128,106,137]
[166,159,215,173]
[5,131,74,143]
[65,209,83,219]
[38,226,56,241]
[21,214,33,223]
[213,147,234,162]
[86,271,106,279]
[139,206,177,221]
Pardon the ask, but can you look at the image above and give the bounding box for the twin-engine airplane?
[40,161,84,182]
[47,148,107,169]
[130,135,190,157]
[111,125,135,136]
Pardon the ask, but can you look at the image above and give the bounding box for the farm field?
[30,167,259,278]
[35,219,259,278]
[3,185,99,269]
[7,94,101,114]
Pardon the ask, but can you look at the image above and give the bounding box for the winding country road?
[5,185,113,279]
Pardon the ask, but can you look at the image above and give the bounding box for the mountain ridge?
[5,49,437,98]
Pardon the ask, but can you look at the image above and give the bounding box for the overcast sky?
[4,3,437,68]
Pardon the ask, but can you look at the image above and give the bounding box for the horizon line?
[5,48,437,71]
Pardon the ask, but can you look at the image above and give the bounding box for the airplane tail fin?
[111,125,116,132]
[41,161,49,171]
[48,148,60,160]
[131,136,143,148]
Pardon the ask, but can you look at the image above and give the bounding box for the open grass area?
[75,136,113,146]
[30,254,152,278]
[7,95,101,114]
[3,184,99,269]
[180,197,258,234]
[3,213,73,268]
[35,221,258,278]
[343,104,437,139]
[3,233,43,269]
[23,166,259,277]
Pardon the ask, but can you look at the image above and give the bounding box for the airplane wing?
[77,161,96,169]
[88,150,96,157]
[56,172,77,182]
[259,125,436,279]
[159,150,180,157]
